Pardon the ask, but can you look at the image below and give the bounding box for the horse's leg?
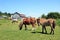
[50,27,53,34]
[50,24,52,34]
[50,24,54,34]
[51,27,54,34]
[32,24,36,31]
[25,24,27,30]
[52,29,54,34]
[12,21,15,24]
[38,22,40,26]
[52,21,55,34]
[42,25,45,33]
[44,26,47,34]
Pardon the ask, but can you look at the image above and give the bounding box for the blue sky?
[0,0,60,18]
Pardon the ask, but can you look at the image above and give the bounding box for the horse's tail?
[52,21,56,29]
[19,21,23,30]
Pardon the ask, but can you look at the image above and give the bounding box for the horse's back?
[37,18,47,24]
[22,17,36,24]
[47,18,56,24]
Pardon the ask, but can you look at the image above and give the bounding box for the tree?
[47,12,60,19]
[0,11,2,16]
[4,12,8,15]
[41,14,47,18]
[8,13,11,17]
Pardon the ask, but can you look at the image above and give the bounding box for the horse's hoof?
[45,32,47,34]
[20,29,22,30]
[50,33,51,34]
[42,32,44,34]
[52,33,54,35]
[19,28,22,30]
[25,29,27,30]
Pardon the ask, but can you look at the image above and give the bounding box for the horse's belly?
[23,21,30,25]
[43,22,50,26]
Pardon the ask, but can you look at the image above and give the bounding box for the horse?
[19,17,36,30]
[11,18,18,23]
[37,18,56,34]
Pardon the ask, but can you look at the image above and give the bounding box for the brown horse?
[19,17,36,30]
[37,18,56,34]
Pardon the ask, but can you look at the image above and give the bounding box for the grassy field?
[0,19,60,40]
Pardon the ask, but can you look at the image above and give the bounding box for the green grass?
[56,19,60,26]
[0,19,60,40]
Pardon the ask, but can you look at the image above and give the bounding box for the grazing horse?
[19,17,36,30]
[11,18,18,23]
[37,18,56,34]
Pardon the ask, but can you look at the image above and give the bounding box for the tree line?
[0,11,11,17]
[41,12,60,19]
[0,11,60,19]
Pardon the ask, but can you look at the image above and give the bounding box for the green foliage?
[56,19,60,26]
[47,12,60,19]
[7,13,11,17]
[41,14,47,18]
[0,11,2,16]
[41,12,60,19]
[0,11,11,17]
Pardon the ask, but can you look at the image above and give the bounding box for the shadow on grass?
[0,24,2,25]
[31,31,54,35]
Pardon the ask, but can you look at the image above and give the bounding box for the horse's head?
[37,18,40,26]
[37,18,47,26]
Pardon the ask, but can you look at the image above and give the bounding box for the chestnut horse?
[37,18,56,34]
[19,17,36,30]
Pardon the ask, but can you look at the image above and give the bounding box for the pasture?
[0,19,60,40]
